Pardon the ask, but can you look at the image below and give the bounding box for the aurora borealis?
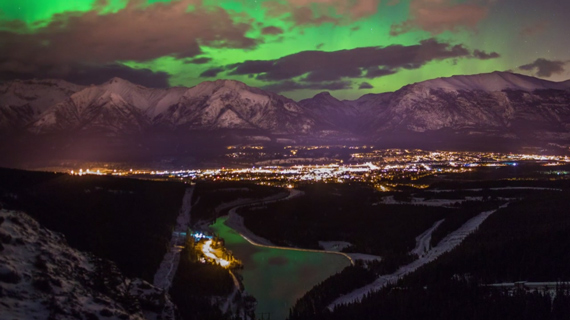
[1,0,568,100]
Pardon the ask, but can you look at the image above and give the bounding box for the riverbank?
[223,189,381,265]
[210,216,350,320]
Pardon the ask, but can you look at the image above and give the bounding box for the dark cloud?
[229,60,274,75]
[350,26,360,32]
[390,0,490,36]
[316,43,325,49]
[472,50,500,60]
[0,0,256,81]
[262,80,352,93]
[359,82,374,89]
[0,63,170,88]
[66,64,170,88]
[261,26,284,35]
[200,67,225,78]
[519,58,566,77]
[226,39,478,82]
[185,57,212,64]
[364,67,397,78]
[303,66,363,82]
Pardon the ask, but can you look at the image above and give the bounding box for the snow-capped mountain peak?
[184,79,253,98]
[0,79,84,112]
[3,72,570,142]
[161,79,314,132]
[417,71,570,92]
[313,91,332,98]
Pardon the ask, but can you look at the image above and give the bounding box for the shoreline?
[222,189,381,265]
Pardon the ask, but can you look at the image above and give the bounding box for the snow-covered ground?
[410,219,445,257]
[0,210,172,320]
[153,186,194,290]
[346,253,383,262]
[319,241,352,252]
[328,203,510,309]
[379,196,489,207]
[379,195,520,207]
[485,281,563,300]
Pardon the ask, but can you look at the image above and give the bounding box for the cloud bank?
[222,38,499,91]
[519,58,567,77]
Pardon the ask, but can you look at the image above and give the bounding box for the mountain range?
[1,78,316,135]
[1,71,570,165]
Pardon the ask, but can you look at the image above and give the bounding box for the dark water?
[210,217,350,320]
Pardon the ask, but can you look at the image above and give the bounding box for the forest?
[287,182,570,320]
[0,167,186,281]
[190,181,283,224]
[238,182,506,257]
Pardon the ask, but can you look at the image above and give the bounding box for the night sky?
[1,0,568,100]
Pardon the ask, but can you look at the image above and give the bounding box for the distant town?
[67,148,570,190]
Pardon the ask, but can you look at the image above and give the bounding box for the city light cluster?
[66,149,570,187]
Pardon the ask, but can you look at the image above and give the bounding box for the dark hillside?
[0,167,186,281]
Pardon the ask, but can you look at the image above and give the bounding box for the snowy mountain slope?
[99,78,187,117]
[1,72,570,141]
[32,85,153,134]
[0,79,84,113]
[25,78,318,134]
[298,92,362,131]
[370,85,516,133]
[299,72,570,138]
[155,79,316,133]
[0,104,38,132]
[363,72,570,135]
[418,71,570,92]
[344,92,394,112]
[31,78,189,134]
[0,79,84,131]
[0,210,174,320]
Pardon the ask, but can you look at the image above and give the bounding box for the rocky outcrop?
[0,210,174,320]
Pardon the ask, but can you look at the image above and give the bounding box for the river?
[210,216,350,320]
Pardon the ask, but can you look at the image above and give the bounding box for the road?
[410,219,444,257]
[153,186,194,289]
[328,202,510,309]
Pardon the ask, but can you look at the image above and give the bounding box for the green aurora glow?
[1,0,568,100]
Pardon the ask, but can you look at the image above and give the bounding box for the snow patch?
[0,210,173,320]
[153,187,194,291]
[319,241,352,252]
[329,203,510,309]
[410,219,444,257]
